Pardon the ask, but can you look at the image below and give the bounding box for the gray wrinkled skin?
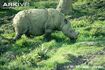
[12,8,78,42]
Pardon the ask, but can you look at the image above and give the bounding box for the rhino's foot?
[12,34,22,42]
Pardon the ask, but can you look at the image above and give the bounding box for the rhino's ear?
[64,19,68,24]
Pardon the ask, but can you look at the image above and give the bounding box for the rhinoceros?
[12,8,78,42]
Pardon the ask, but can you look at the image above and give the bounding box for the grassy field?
[0,0,105,70]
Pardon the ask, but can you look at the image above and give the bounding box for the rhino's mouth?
[69,32,79,43]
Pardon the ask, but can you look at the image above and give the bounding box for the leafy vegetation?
[0,0,105,70]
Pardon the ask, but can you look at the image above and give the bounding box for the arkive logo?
[0,1,30,8]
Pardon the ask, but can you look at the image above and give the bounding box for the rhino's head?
[61,19,79,42]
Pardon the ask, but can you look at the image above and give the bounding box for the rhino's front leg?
[44,29,52,41]
[25,30,34,38]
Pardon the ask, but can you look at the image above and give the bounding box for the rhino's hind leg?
[12,27,24,41]
[13,33,22,41]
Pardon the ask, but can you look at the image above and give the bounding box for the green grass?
[0,0,105,70]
